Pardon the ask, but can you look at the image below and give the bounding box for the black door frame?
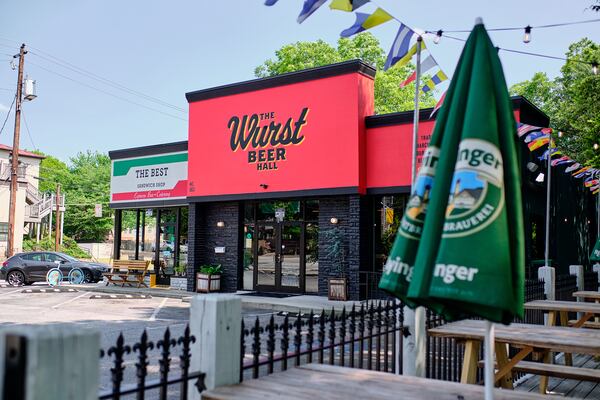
[253,221,305,294]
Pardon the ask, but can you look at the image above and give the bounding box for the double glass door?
[255,222,303,293]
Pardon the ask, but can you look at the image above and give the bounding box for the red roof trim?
[0,144,46,159]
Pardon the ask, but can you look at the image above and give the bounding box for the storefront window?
[373,195,408,271]
[120,210,138,260]
[158,210,177,276]
[243,224,254,290]
[177,208,188,277]
[305,222,318,293]
[139,209,156,263]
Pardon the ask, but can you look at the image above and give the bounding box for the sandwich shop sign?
[110,152,188,204]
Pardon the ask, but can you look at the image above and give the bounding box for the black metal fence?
[99,326,205,400]
[240,301,405,381]
[584,269,599,291]
[555,273,578,301]
[425,278,547,383]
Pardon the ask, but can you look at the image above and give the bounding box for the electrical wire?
[27,61,187,122]
[21,109,37,150]
[0,94,16,136]
[427,17,600,33]
[28,50,186,113]
[440,33,595,65]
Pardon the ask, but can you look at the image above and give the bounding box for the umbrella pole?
[484,320,495,400]
[544,143,552,267]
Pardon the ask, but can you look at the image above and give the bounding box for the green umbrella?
[381,22,524,325]
[406,22,524,324]
[591,238,600,262]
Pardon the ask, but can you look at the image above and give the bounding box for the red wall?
[187,72,374,198]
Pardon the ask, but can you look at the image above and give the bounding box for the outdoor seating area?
[103,259,150,288]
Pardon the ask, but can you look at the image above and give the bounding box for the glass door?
[279,222,303,292]
[255,224,277,291]
[156,209,176,285]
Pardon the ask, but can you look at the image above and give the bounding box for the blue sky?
[0,1,598,161]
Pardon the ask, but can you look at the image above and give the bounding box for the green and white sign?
[110,152,188,204]
[591,238,600,262]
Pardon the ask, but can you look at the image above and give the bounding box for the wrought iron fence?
[584,270,599,292]
[555,273,578,302]
[240,301,405,381]
[99,326,205,400]
[425,278,547,383]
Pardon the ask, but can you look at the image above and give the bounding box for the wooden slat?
[428,320,600,355]
[478,359,600,382]
[203,364,549,400]
[524,300,600,314]
[569,320,600,329]
[573,291,600,301]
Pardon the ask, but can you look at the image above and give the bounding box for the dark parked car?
[0,251,109,286]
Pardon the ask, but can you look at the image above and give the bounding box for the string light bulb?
[593,62,599,75]
[594,143,599,151]
[523,25,532,43]
[434,30,443,44]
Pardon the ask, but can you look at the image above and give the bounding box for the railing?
[99,325,205,400]
[240,301,405,381]
[555,273,578,302]
[584,270,599,292]
[425,278,547,383]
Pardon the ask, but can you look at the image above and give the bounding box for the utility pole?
[7,44,26,258]
[54,183,61,251]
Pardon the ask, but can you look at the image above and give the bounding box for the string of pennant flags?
[264,0,450,96]
[264,1,599,195]
[518,124,600,195]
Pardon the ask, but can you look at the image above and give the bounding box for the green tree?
[510,38,600,168]
[255,33,436,113]
[38,150,113,241]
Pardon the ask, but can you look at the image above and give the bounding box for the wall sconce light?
[330,217,339,224]
[260,183,269,189]
[216,221,225,228]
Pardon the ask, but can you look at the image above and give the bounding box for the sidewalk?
[78,282,362,312]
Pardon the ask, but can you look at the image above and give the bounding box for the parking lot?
[0,282,273,396]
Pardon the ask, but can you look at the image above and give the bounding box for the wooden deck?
[515,353,600,398]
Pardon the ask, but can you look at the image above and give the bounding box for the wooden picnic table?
[202,364,549,400]
[428,319,600,394]
[573,291,600,302]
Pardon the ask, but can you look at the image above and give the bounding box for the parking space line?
[148,297,168,321]
[52,291,91,309]
[0,289,23,297]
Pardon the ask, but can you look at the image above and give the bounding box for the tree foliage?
[38,151,113,241]
[510,38,600,168]
[255,33,436,114]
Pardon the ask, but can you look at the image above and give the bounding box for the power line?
[427,17,600,33]
[27,60,187,122]
[21,109,37,150]
[0,94,16,136]
[28,50,186,113]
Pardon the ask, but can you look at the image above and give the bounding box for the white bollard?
[189,294,242,399]
[570,265,584,319]
[593,264,600,292]
[538,266,556,301]
[1,325,99,400]
[402,306,426,377]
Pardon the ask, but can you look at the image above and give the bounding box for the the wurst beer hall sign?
[110,151,188,204]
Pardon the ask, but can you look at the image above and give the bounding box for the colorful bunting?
[384,24,416,70]
[422,70,448,93]
[585,179,599,187]
[340,8,393,37]
[551,156,572,166]
[565,163,582,173]
[573,167,591,178]
[524,130,545,143]
[527,135,549,151]
[429,91,446,118]
[329,0,369,11]
[399,71,416,88]
[297,0,327,24]
[517,123,541,137]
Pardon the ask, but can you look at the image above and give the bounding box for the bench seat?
[478,360,600,382]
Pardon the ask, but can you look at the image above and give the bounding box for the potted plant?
[196,264,222,293]
[323,225,347,301]
[169,264,188,290]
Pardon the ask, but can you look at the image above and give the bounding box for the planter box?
[196,273,221,293]
[328,277,348,301]
[170,277,187,291]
